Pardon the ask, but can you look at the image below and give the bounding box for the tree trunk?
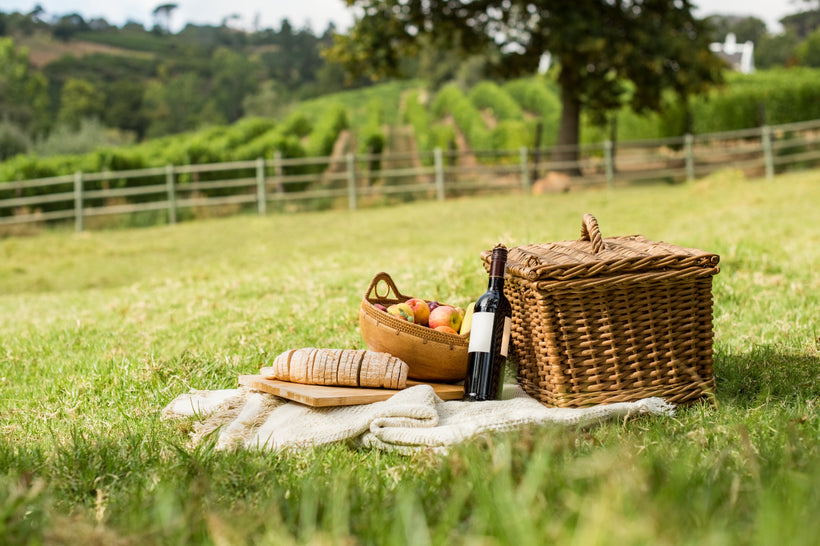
[553,81,582,176]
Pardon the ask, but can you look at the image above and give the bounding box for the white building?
[710,33,755,74]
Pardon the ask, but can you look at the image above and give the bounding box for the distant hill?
[15,32,154,68]
[1,12,345,149]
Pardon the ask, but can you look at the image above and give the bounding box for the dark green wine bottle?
[463,244,512,401]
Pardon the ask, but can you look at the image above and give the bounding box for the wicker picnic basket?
[482,214,720,408]
[358,272,469,383]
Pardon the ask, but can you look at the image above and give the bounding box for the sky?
[0,0,801,35]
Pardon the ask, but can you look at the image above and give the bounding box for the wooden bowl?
[358,272,468,383]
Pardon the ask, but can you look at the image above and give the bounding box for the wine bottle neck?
[487,275,505,291]
[489,246,507,278]
[485,244,508,290]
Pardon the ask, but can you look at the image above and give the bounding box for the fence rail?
[3,119,820,232]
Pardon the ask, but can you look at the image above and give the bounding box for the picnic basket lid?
[483,214,720,282]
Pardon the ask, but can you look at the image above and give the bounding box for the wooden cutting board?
[238,375,464,407]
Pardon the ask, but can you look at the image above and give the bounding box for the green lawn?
[1,169,818,544]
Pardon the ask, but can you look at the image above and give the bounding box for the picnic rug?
[163,383,676,454]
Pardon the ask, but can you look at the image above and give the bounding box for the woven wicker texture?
[482,214,720,408]
[359,272,468,382]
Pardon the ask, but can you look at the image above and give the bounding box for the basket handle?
[364,272,403,301]
[580,213,604,254]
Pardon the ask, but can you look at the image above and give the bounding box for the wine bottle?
[463,244,512,401]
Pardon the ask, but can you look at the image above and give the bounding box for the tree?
[210,47,262,122]
[0,37,50,136]
[328,0,724,164]
[57,78,105,129]
[152,3,178,34]
[142,72,222,137]
[796,27,820,66]
[781,6,820,40]
[755,31,801,68]
[705,15,768,44]
[52,13,89,41]
[104,79,149,139]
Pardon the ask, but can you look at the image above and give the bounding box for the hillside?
[1,13,341,151]
[6,67,820,186]
[15,31,154,67]
[5,5,820,170]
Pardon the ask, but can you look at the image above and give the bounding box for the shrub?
[306,104,348,158]
[689,69,820,132]
[0,119,31,161]
[35,119,135,158]
[503,78,561,146]
[432,83,492,150]
[232,128,306,161]
[279,113,312,139]
[403,89,435,154]
[359,98,386,155]
[469,81,523,121]
[491,119,535,151]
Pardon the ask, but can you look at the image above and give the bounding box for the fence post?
[165,165,177,224]
[256,157,267,215]
[519,146,530,191]
[434,147,445,201]
[273,150,284,193]
[762,125,774,179]
[684,134,695,181]
[604,140,614,188]
[346,153,357,210]
[74,171,83,232]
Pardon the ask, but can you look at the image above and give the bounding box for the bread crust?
[261,348,408,389]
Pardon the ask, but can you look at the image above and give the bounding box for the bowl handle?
[364,272,405,301]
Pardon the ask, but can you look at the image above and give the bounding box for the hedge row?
[690,68,820,132]
[502,78,561,146]
[402,89,455,157]
[6,68,820,187]
[0,107,349,185]
[469,81,524,121]
[430,83,536,153]
[419,69,820,151]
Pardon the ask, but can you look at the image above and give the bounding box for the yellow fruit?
[387,302,414,322]
[459,302,475,336]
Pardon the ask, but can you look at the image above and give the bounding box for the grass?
[1,168,818,544]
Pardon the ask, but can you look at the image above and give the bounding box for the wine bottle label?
[467,312,495,353]
[500,316,511,357]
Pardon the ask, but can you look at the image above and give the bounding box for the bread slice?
[262,348,408,389]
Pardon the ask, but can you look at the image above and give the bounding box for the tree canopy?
[0,37,49,134]
[328,0,725,161]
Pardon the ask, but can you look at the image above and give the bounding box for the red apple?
[405,297,430,325]
[428,305,462,332]
[434,325,458,335]
[387,303,414,322]
[373,303,388,312]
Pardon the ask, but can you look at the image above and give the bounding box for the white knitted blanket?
[162,384,674,454]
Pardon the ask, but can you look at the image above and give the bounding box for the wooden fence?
[2,118,820,232]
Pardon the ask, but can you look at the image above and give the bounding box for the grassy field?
[1,169,818,544]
